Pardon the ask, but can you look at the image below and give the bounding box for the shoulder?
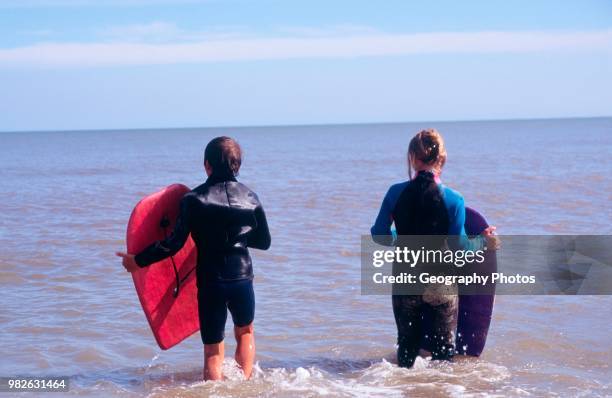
[191,182,209,194]
[228,181,262,206]
[386,181,410,198]
[378,181,410,210]
[180,189,199,207]
[230,181,258,197]
[439,184,465,209]
[187,183,207,199]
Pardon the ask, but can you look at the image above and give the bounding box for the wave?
[66,357,521,397]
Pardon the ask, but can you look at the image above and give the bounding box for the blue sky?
[1,0,611,131]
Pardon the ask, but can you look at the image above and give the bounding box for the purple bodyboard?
[455,207,496,356]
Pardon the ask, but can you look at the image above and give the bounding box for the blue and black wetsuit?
[371,170,483,367]
[371,174,482,251]
[135,174,271,344]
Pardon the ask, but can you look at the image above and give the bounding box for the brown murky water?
[1,118,611,396]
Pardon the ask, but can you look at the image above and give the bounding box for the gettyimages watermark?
[361,235,612,295]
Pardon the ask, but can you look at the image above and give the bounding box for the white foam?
[135,356,514,397]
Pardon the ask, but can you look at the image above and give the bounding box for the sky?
[0,0,611,132]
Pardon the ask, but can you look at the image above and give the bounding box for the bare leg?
[234,323,255,379]
[204,342,225,381]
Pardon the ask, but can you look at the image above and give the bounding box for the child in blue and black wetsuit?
[371,128,499,367]
[117,136,271,381]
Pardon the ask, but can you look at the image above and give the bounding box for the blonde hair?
[408,128,447,178]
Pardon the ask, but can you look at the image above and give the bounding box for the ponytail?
[394,129,449,236]
[394,171,449,235]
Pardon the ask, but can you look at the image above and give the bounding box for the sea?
[1,117,611,397]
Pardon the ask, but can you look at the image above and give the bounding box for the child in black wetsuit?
[117,136,271,380]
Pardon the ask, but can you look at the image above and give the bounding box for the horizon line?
[1,114,610,134]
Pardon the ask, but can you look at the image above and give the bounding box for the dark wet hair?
[204,136,242,179]
[394,171,449,236]
[394,129,449,236]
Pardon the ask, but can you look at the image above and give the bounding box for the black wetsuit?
[135,174,271,344]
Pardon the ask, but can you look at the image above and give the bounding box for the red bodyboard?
[126,184,199,350]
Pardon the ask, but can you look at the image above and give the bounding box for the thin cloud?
[1,29,611,68]
[101,21,184,42]
[98,22,249,43]
[275,24,381,38]
[95,22,380,43]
